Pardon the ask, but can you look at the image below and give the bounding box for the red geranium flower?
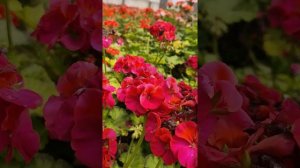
[149,21,176,41]
[150,128,177,165]
[104,20,119,28]
[102,128,117,168]
[170,121,198,168]
[140,84,164,110]
[186,55,198,70]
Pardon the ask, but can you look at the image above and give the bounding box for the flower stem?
[123,128,145,168]
[4,0,13,49]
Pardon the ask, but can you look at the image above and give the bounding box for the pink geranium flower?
[170,121,198,168]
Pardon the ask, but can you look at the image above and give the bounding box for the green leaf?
[145,154,175,168]
[21,64,57,116]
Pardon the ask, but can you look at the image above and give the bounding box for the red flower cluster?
[186,55,198,70]
[199,61,300,167]
[104,20,119,28]
[0,52,41,163]
[43,61,103,168]
[114,55,197,167]
[268,0,300,40]
[149,21,176,41]
[32,0,102,51]
[103,128,117,168]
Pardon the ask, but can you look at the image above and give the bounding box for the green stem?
[155,158,162,168]
[123,128,145,168]
[156,54,165,65]
[125,138,134,163]
[4,0,12,48]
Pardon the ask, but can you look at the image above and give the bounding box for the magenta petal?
[12,111,40,163]
[177,146,197,168]
[43,96,76,141]
[225,109,254,129]
[216,81,243,112]
[0,88,42,109]
[71,89,101,168]
[170,136,190,156]
[200,61,237,85]
[145,112,161,142]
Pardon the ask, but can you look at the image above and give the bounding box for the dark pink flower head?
[199,61,242,115]
[149,20,176,41]
[44,60,101,167]
[32,0,77,48]
[268,0,300,40]
[186,55,198,70]
[32,0,102,51]
[0,53,41,163]
[102,128,117,168]
[150,128,177,165]
[57,61,98,97]
[170,121,198,168]
[0,52,22,88]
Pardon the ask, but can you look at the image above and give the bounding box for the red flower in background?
[149,21,176,41]
[106,47,120,56]
[104,20,119,28]
[140,18,151,29]
[0,52,41,163]
[186,55,198,70]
